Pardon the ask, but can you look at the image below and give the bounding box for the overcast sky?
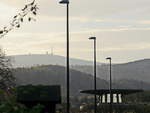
[0,0,150,63]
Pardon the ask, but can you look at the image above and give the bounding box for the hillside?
[13,64,150,97]
[13,65,108,96]
[9,54,102,67]
[71,59,150,83]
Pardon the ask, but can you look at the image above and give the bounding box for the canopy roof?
[80,89,143,95]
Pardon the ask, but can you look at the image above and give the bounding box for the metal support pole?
[117,94,119,104]
[105,94,107,103]
[106,57,112,113]
[94,39,97,113]
[89,37,97,113]
[59,1,70,113]
[109,59,112,113]
[101,95,103,103]
[66,3,70,113]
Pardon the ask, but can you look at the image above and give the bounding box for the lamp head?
[89,37,96,40]
[59,0,69,4]
[106,57,111,60]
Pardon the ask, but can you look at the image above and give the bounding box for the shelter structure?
[80,89,143,113]
[17,85,61,113]
[81,89,143,104]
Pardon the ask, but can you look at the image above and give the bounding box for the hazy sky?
[0,0,150,63]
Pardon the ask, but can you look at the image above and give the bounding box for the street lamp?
[59,1,70,113]
[106,57,112,113]
[89,37,97,113]
[59,0,69,4]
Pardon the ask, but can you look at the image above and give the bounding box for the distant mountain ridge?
[8,54,102,67]
[71,59,150,83]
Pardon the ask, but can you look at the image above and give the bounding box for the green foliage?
[0,87,44,113]
[26,104,44,113]
[0,100,25,113]
[124,91,150,103]
[0,101,44,113]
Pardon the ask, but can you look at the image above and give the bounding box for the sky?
[0,0,150,63]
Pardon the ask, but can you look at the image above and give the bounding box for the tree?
[0,0,38,90]
[0,49,15,93]
[0,0,38,38]
[0,0,38,96]
[0,50,45,113]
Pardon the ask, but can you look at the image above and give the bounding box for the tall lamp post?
[106,57,112,113]
[89,37,97,113]
[59,0,70,113]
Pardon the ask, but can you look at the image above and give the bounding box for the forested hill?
[71,59,150,83]
[13,65,108,96]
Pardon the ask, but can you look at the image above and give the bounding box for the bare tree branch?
[0,0,38,38]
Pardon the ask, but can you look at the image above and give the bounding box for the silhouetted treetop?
[0,49,15,92]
